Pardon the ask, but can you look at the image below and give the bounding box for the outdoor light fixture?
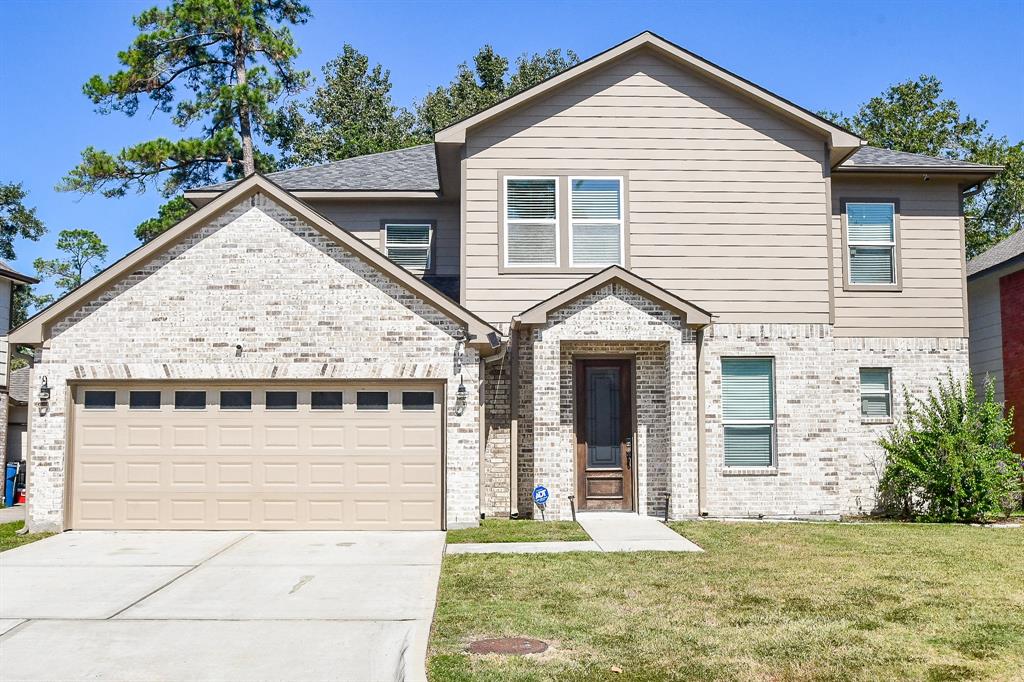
[38,376,50,403]
[454,379,468,416]
[453,330,466,373]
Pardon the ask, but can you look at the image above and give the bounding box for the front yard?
[447,519,590,544]
[0,521,53,552]
[429,521,1024,680]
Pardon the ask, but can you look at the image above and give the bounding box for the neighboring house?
[10,32,1001,533]
[7,367,30,464]
[967,230,1024,453]
[0,262,39,491]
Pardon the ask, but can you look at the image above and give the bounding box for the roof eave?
[186,188,444,208]
[0,268,40,285]
[833,165,1003,176]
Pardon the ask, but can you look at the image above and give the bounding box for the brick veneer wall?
[1000,268,1024,454]
[26,193,481,532]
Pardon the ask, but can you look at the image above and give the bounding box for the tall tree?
[32,229,109,307]
[821,76,1022,257]
[135,195,196,243]
[284,44,419,165]
[59,0,312,243]
[0,182,46,261]
[417,46,579,136]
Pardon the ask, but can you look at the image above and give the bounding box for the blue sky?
[1,0,1022,300]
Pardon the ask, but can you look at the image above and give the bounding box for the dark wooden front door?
[575,359,633,511]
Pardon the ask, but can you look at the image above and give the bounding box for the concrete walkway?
[1,530,445,681]
[0,504,26,523]
[446,513,702,554]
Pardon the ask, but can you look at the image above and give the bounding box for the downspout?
[509,320,521,518]
[695,324,708,516]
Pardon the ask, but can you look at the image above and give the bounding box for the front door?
[575,359,633,511]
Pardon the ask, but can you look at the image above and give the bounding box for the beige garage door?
[70,383,443,530]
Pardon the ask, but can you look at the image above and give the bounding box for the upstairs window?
[570,177,623,266]
[505,177,558,267]
[859,368,892,418]
[846,202,897,286]
[721,358,775,467]
[384,223,432,270]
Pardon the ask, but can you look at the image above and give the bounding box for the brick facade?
[999,269,1024,454]
[25,193,481,532]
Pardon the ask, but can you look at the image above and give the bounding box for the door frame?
[573,357,636,512]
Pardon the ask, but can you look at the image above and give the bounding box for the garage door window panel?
[312,391,344,410]
[175,391,207,410]
[266,391,298,410]
[402,391,435,411]
[220,391,252,410]
[357,391,389,411]
[129,391,161,410]
[84,390,116,410]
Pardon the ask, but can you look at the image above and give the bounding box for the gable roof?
[0,260,39,285]
[9,174,500,349]
[8,366,30,403]
[435,31,864,156]
[188,144,439,198]
[516,266,712,327]
[967,229,1024,280]
[836,145,1003,174]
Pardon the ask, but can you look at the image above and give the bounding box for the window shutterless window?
[357,391,389,410]
[402,391,434,411]
[384,223,432,270]
[84,390,116,410]
[569,177,623,266]
[846,202,897,285]
[220,391,252,410]
[504,177,558,267]
[265,391,297,410]
[721,358,775,467]
[129,391,161,410]
[174,391,206,410]
[311,391,343,410]
[860,368,892,418]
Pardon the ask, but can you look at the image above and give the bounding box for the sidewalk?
[0,505,26,524]
[446,512,702,555]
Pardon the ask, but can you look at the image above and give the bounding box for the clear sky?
[2,0,1022,300]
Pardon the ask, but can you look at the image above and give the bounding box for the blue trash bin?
[4,462,18,507]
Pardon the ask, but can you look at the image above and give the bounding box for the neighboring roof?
[967,229,1024,280]
[435,31,864,155]
[516,266,712,327]
[8,366,30,403]
[0,260,39,285]
[185,144,440,200]
[9,174,500,350]
[836,146,1004,174]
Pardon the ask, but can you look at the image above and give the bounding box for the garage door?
[69,383,443,530]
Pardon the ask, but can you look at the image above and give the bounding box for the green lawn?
[0,521,53,552]
[428,521,1024,681]
[447,519,590,544]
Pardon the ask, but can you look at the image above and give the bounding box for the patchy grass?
[447,519,590,544]
[429,521,1024,680]
[0,521,53,552]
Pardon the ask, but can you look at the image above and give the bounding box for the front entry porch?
[575,358,635,512]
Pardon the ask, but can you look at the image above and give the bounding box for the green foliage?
[820,75,1023,258]
[135,195,195,242]
[879,373,1020,522]
[284,44,420,165]
[416,46,579,136]
[0,181,46,261]
[59,0,311,198]
[32,229,110,306]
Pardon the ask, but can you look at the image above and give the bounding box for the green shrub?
[878,373,1020,522]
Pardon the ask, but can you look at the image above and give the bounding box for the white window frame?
[859,367,893,418]
[568,176,625,267]
[846,202,897,287]
[384,222,433,271]
[721,357,777,468]
[503,175,560,268]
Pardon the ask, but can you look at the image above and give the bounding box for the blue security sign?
[532,485,549,506]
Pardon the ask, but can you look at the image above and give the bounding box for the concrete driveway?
[0,530,445,681]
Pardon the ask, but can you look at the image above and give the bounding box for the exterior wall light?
[454,379,468,416]
[38,376,50,403]
[453,330,466,373]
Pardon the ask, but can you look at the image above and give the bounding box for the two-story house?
[11,33,1000,532]
[1,260,38,498]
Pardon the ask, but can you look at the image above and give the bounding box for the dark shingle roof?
[8,366,30,403]
[967,229,1024,278]
[838,146,1001,171]
[0,260,38,285]
[198,144,439,192]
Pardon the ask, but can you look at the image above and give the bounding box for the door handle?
[625,436,633,469]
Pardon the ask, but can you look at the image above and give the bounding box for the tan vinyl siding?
[967,274,1004,401]
[311,200,460,276]
[461,49,830,327]
[831,177,966,337]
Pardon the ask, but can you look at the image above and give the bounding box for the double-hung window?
[859,368,892,418]
[570,177,623,266]
[846,202,897,286]
[384,223,433,270]
[721,358,775,467]
[504,177,558,267]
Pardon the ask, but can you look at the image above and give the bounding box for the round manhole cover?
[468,637,549,655]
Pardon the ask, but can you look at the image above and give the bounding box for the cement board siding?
[967,275,1004,401]
[311,200,460,276]
[831,177,966,337]
[462,49,830,327]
